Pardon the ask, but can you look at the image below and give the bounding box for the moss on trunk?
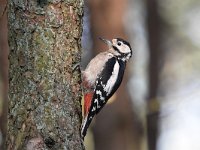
[7,0,84,149]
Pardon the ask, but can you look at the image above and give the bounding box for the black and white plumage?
[81,38,132,138]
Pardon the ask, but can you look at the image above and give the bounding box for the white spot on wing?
[96,90,105,101]
[96,90,102,95]
[92,107,96,112]
[104,61,120,95]
[94,98,101,108]
[101,97,105,101]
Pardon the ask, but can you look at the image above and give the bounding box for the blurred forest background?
[81,0,200,150]
[1,0,200,150]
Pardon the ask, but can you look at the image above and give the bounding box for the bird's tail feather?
[81,114,93,139]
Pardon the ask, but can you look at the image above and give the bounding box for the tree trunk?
[6,0,84,149]
[145,0,165,149]
[0,0,9,149]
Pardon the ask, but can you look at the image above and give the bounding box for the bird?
[81,37,132,138]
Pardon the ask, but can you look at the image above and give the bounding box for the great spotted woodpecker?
[81,38,132,138]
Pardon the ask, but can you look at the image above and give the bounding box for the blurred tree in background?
[82,0,200,150]
[87,0,144,150]
[156,0,200,150]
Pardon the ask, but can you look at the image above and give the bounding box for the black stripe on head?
[116,38,132,50]
[112,45,131,61]
[112,45,121,54]
[116,38,132,58]
[113,38,132,60]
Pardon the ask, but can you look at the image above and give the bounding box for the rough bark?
[0,0,9,149]
[6,0,84,149]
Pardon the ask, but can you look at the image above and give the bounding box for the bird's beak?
[99,37,112,48]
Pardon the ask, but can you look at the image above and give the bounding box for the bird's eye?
[117,42,121,46]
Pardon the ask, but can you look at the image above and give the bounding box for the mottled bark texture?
[0,0,9,149]
[6,0,84,149]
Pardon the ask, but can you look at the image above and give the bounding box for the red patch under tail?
[84,92,93,117]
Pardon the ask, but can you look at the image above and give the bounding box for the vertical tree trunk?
[0,0,9,149]
[145,0,165,149]
[6,0,84,149]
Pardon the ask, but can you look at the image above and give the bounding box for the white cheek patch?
[119,45,131,54]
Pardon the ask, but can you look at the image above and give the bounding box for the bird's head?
[99,37,132,61]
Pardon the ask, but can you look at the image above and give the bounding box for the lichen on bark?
[7,0,84,149]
